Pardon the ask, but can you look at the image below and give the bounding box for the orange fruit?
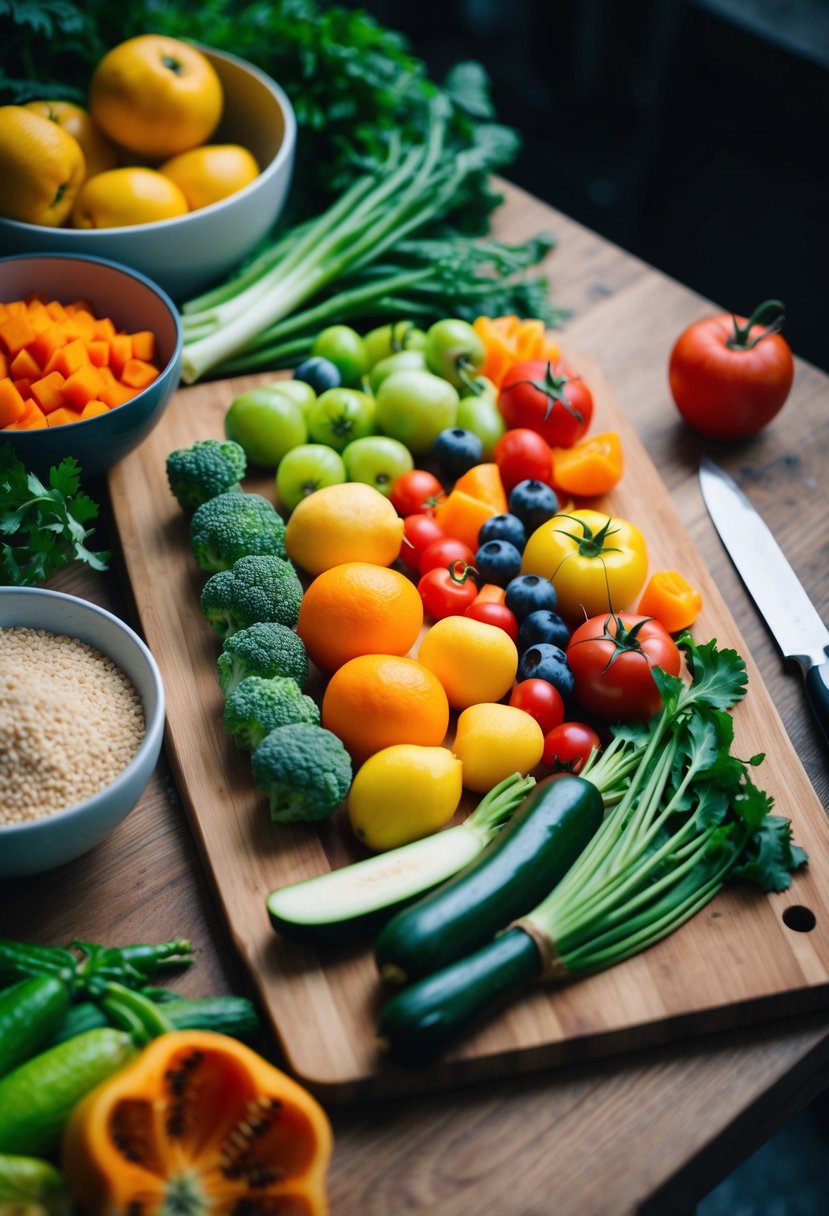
[284,482,404,576]
[89,35,223,161]
[0,105,86,226]
[297,562,423,672]
[24,101,119,181]
[321,654,449,763]
[417,615,518,710]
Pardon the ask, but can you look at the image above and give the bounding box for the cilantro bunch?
[0,443,110,586]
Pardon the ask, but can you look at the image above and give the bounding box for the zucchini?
[0,977,72,1079]
[374,774,603,986]
[377,925,541,1065]
[267,772,536,944]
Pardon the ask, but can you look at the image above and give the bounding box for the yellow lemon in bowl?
[0,105,86,226]
[89,35,223,160]
[159,144,260,210]
[71,167,189,228]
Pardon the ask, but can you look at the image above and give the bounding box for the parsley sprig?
[0,443,110,586]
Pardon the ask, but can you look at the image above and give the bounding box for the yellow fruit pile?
[0,36,260,230]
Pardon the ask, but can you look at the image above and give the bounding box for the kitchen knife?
[699,455,829,748]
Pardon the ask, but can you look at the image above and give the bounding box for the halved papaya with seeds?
[60,1030,333,1216]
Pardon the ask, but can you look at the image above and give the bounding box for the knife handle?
[805,662,829,750]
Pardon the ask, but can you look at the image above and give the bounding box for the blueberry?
[517,643,575,702]
[478,513,527,553]
[517,609,571,654]
[508,479,560,533]
[504,573,558,621]
[294,356,341,393]
[432,427,484,477]
[474,539,523,587]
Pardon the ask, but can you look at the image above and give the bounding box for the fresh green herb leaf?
[0,443,110,586]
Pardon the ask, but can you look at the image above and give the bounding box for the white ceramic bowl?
[0,251,182,479]
[0,588,166,878]
[0,45,296,302]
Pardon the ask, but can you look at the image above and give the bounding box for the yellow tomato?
[159,144,259,210]
[89,35,223,160]
[453,703,544,794]
[0,105,86,226]
[24,100,119,180]
[71,167,189,229]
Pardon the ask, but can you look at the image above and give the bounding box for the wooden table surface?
[2,182,828,1215]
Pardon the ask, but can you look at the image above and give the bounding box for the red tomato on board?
[418,536,476,575]
[390,469,444,517]
[509,678,566,734]
[566,612,681,722]
[542,722,601,773]
[464,600,519,642]
[668,300,794,440]
[494,428,553,493]
[399,513,445,572]
[418,562,478,620]
[498,360,593,448]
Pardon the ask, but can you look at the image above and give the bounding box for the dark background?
[355,0,829,372]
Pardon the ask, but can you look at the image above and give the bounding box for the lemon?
[284,482,404,576]
[453,703,544,794]
[159,144,260,211]
[0,105,86,226]
[348,744,463,851]
[71,167,189,229]
[417,616,518,710]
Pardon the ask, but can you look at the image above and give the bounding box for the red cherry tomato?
[566,612,681,722]
[494,427,554,493]
[499,360,593,448]
[668,300,794,440]
[399,512,445,572]
[418,561,479,620]
[542,722,601,773]
[390,468,445,517]
[508,678,565,733]
[464,600,519,642]
[419,536,476,575]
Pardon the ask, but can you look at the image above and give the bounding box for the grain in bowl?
[0,625,146,822]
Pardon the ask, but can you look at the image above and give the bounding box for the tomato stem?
[727,299,785,350]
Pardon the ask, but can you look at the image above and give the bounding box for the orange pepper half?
[637,569,703,634]
[551,431,624,498]
[61,1029,334,1216]
[473,315,562,388]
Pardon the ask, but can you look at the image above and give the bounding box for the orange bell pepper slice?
[451,462,508,514]
[637,570,703,633]
[551,431,624,498]
[473,315,562,388]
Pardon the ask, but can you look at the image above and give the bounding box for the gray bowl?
[0,588,166,877]
[0,45,297,303]
[0,251,182,479]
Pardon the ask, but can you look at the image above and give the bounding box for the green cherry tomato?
[311,325,370,387]
[368,349,427,395]
[363,321,427,368]
[267,378,317,419]
[374,369,459,456]
[224,387,308,467]
[423,318,486,391]
[305,387,376,452]
[455,391,507,459]
[275,444,347,512]
[342,435,414,497]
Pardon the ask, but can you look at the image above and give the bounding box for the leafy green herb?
[0,443,110,586]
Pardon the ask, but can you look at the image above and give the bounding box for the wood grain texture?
[3,182,828,1213]
[106,336,829,1100]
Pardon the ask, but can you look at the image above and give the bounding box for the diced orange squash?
[62,362,106,408]
[0,377,26,426]
[108,333,133,378]
[86,339,110,368]
[66,298,95,315]
[63,307,96,341]
[44,338,90,378]
[46,406,83,428]
[97,365,117,387]
[45,299,68,322]
[0,314,37,357]
[28,323,67,370]
[31,371,67,414]
[99,380,138,409]
[92,315,117,341]
[13,378,32,400]
[9,398,47,430]
[5,301,25,318]
[10,347,42,381]
[0,352,7,378]
[130,330,156,361]
[80,399,110,419]
[120,357,159,391]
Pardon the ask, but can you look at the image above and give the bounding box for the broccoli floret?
[217,622,309,696]
[224,675,320,751]
[251,723,352,822]
[200,554,304,639]
[166,439,247,510]
[190,491,287,573]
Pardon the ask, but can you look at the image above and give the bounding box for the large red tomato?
[668,300,794,440]
[566,612,681,722]
[498,360,593,448]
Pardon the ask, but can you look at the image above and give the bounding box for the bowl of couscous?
[0,586,165,877]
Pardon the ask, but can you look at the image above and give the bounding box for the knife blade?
[699,455,829,748]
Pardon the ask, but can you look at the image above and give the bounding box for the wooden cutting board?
[108,353,829,1102]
